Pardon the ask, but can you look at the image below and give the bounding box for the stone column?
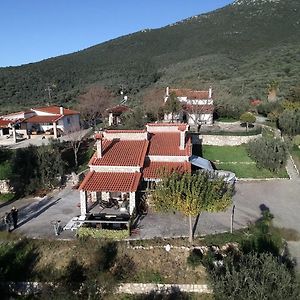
[80,190,87,217]
[129,192,136,215]
[0,129,3,136]
[53,122,58,139]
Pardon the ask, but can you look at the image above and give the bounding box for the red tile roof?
[33,106,79,115]
[143,161,191,179]
[90,139,149,167]
[106,105,131,114]
[79,171,141,192]
[25,115,63,123]
[170,89,210,99]
[147,132,191,156]
[0,119,11,128]
[182,104,215,113]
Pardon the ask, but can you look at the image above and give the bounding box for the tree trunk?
[246,122,248,132]
[188,214,193,243]
[74,149,78,167]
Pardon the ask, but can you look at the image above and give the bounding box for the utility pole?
[45,85,52,102]
[230,204,236,234]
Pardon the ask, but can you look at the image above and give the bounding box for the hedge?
[77,227,129,239]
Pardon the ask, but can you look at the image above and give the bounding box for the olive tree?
[240,112,256,132]
[278,109,300,136]
[151,171,233,243]
[246,136,287,172]
[209,252,300,300]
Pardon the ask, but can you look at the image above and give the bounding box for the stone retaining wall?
[201,134,261,146]
[117,283,212,294]
[1,282,212,296]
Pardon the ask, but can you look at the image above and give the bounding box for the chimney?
[166,86,169,97]
[180,130,185,150]
[95,133,103,158]
[208,87,212,99]
[60,106,64,115]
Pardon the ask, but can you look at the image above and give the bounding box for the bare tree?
[77,86,114,128]
[63,128,92,168]
[141,87,166,120]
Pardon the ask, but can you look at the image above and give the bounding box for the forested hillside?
[0,0,299,113]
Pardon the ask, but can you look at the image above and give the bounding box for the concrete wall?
[201,134,262,146]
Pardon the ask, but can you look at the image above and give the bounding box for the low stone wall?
[201,134,261,146]
[1,282,212,296]
[117,283,211,294]
[0,179,13,194]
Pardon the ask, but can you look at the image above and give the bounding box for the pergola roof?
[79,171,141,192]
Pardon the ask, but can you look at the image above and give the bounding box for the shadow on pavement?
[17,197,61,228]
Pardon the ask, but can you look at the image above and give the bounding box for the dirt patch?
[17,238,207,284]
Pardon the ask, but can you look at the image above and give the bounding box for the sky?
[0,0,233,67]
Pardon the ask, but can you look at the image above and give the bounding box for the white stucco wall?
[103,131,148,140]
[59,114,80,132]
[147,155,189,162]
[89,165,141,173]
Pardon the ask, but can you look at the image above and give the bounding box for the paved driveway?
[1,187,80,239]
[137,179,300,238]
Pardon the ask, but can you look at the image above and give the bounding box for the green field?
[203,145,288,179]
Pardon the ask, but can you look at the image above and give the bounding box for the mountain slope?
[0,0,299,112]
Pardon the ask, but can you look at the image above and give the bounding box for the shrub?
[0,161,12,180]
[187,249,203,268]
[77,227,129,240]
[208,252,300,300]
[278,109,300,136]
[0,193,15,202]
[246,136,287,172]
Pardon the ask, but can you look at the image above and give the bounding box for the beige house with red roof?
[164,87,215,126]
[78,123,191,219]
[0,105,80,140]
[106,105,131,127]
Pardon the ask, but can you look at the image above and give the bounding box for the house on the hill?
[0,105,80,139]
[78,123,192,220]
[106,105,131,127]
[164,87,215,126]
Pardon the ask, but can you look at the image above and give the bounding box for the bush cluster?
[246,136,287,172]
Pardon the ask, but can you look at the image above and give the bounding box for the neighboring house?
[106,105,131,127]
[78,123,192,220]
[164,87,215,126]
[0,105,80,139]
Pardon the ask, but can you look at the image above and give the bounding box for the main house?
[164,87,215,126]
[78,123,192,219]
[0,105,80,140]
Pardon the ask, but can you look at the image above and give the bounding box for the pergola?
[78,171,141,218]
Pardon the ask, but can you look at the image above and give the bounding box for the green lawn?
[217,163,288,179]
[203,145,288,178]
[203,145,252,163]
